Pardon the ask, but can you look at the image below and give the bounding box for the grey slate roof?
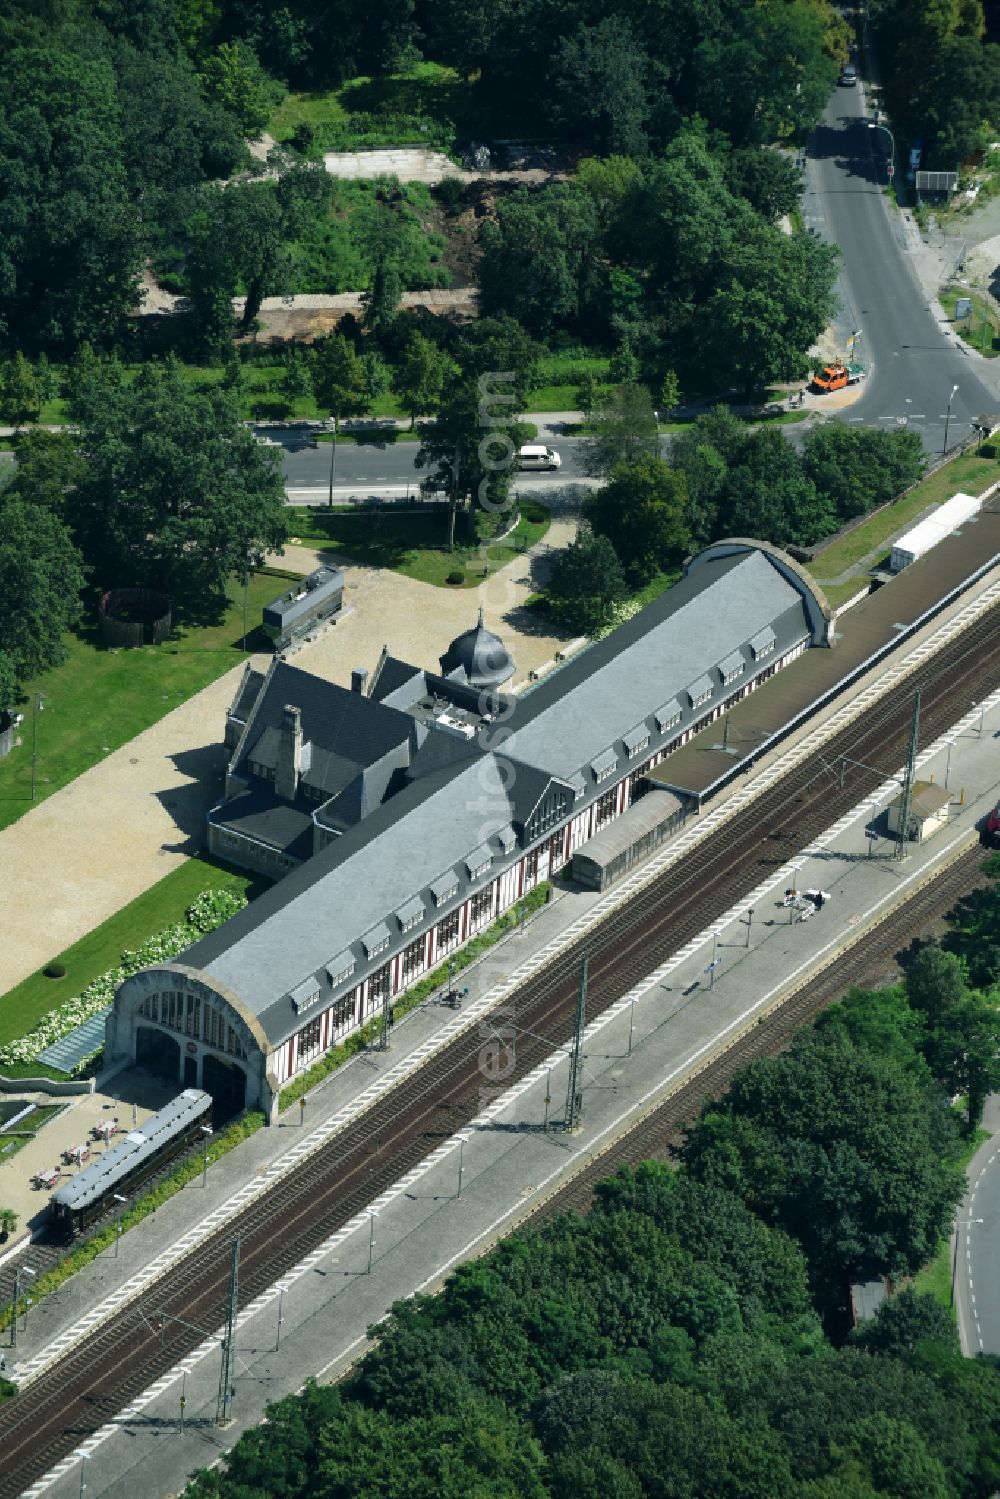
[232,662,415,787]
[173,547,819,1050]
[230,667,264,725]
[506,550,800,779]
[208,790,314,861]
[370,654,427,707]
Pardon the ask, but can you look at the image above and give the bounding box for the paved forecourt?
[15,594,1000,1497]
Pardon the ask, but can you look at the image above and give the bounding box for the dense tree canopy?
[670,408,926,550]
[64,359,287,609]
[681,1029,964,1291]
[546,527,627,634]
[583,457,690,583]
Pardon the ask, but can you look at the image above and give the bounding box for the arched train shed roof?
[686,539,833,646]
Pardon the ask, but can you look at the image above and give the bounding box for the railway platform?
[12,675,1000,1497]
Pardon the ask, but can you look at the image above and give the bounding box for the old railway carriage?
[105,542,832,1122]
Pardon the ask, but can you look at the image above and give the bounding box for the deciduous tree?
[547,527,627,634]
[583,457,690,582]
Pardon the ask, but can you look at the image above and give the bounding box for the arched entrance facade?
[106,964,277,1123]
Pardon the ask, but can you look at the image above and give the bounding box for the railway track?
[528,840,993,1222]
[1,599,999,1496]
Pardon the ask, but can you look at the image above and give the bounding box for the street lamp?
[79,1454,90,1499]
[327,414,337,507]
[456,1133,470,1199]
[10,1265,35,1348]
[867,120,896,181]
[365,1208,378,1275]
[113,1193,127,1257]
[30,694,45,802]
[201,1125,213,1187]
[276,1282,288,1350]
[943,383,960,455]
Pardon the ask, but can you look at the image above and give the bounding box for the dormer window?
[466,844,492,880]
[750,626,776,660]
[687,675,713,710]
[623,724,650,759]
[655,699,682,733]
[591,748,617,784]
[719,650,745,686]
[396,896,424,934]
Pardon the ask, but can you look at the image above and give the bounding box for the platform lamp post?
[327,413,337,507]
[79,1453,90,1499]
[113,1193,127,1257]
[30,694,45,801]
[276,1282,289,1350]
[365,1207,378,1275]
[943,383,960,455]
[10,1265,34,1348]
[201,1125,213,1187]
[456,1133,470,1199]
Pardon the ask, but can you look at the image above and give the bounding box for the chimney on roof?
[351,667,368,695]
[275,704,303,800]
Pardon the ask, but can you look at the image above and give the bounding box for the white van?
[517,444,562,471]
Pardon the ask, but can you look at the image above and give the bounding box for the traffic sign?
[887,163,895,177]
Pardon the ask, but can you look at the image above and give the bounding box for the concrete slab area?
[15,676,1000,1497]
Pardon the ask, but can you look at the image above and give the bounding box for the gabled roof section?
[233,661,415,786]
[370,654,427,707]
[228,665,265,725]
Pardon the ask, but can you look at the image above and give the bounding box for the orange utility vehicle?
[811,361,865,394]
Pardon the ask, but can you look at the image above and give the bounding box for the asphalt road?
[275,420,591,494]
[807,83,998,452]
[956,1094,1000,1356]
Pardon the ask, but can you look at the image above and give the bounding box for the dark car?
[840,64,857,86]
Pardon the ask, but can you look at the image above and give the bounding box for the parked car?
[840,64,857,86]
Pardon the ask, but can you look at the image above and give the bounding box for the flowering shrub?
[0,889,248,1070]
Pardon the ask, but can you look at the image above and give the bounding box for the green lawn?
[0,854,268,1038]
[288,501,550,586]
[270,62,521,154]
[0,568,298,833]
[808,450,1000,582]
[939,286,1000,358]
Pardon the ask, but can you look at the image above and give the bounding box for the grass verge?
[279,883,552,1112]
[808,450,999,582]
[0,1110,266,1337]
[288,501,550,586]
[0,855,268,1039]
[939,286,1000,358]
[911,1124,991,1314]
[0,568,298,834]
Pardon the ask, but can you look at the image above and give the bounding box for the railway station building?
[105,541,832,1120]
